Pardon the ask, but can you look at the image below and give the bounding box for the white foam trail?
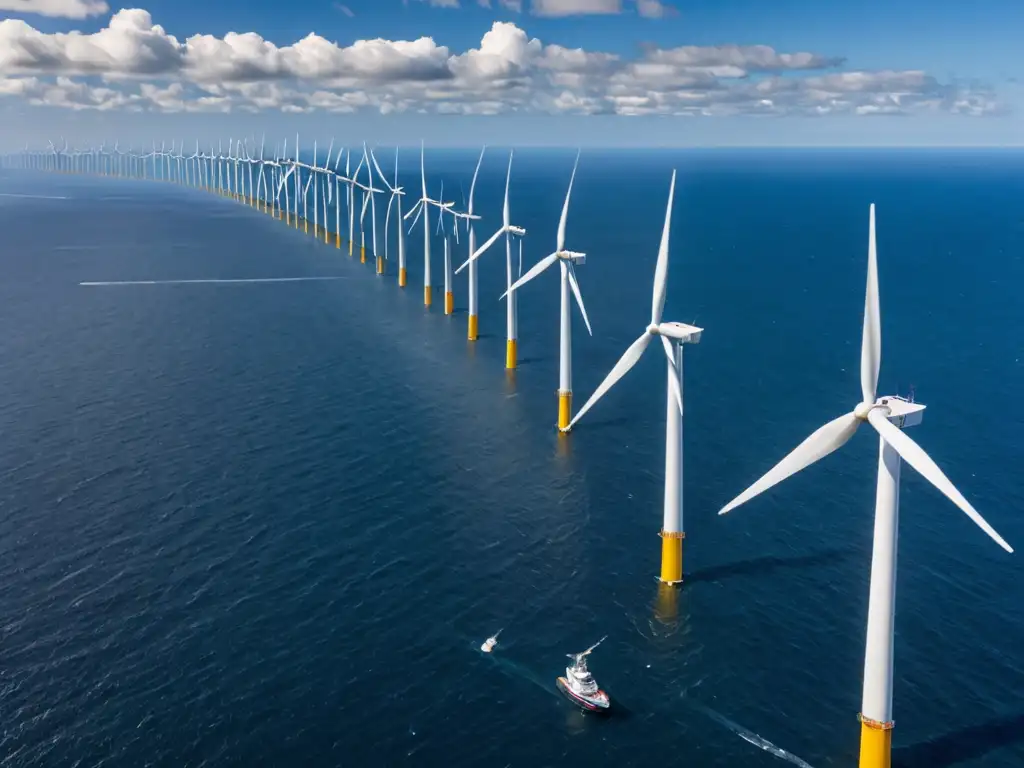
[690,703,817,768]
[0,192,69,200]
[80,276,349,286]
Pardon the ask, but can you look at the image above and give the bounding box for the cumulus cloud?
[0,9,1001,119]
[0,0,108,19]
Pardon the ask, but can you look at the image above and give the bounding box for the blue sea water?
[1,148,1023,768]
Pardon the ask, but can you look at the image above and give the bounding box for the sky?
[0,0,1021,149]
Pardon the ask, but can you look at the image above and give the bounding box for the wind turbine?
[562,172,701,584]
[301,140,315,236]
[456,151,527,368]
[502,152,591,428]
[435,181,458,314]
[408,142,434,307]
[293,133,302,229]
[363,144,382,274]
[346,150,357,256]
[332,147,346,248]
[371,148,407,287]
[404,142,462,308]
[321,138,334,244]
[717,203,1013,768]
[466,147,486,340]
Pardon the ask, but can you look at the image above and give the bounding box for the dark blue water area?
[1,148,1023,767]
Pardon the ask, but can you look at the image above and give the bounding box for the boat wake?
[686,701,816,768]
[471,641,558,699]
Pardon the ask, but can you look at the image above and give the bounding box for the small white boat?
[556,636,611,713]
[481,629,502,653]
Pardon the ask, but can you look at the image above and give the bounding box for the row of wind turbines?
[3,138,1013,768]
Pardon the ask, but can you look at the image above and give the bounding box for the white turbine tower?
[563,172,701,584]
[466,147,485,341]
[501,152,591,428]
[456,151,526,369]
[717,203,1013,768]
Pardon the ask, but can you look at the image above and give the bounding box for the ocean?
[1,148,1022,767]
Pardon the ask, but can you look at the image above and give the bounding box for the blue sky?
[0,0,1021,148]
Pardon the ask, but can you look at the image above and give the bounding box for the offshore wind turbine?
[320,139,334,243]
[332,147,345,248]
[435,181,458,314]
[456,151,526,368]
[466,147,485,340]
[371,148,407,286]
[363,144,382,274]
[717,203,1013,768]
[352,153,369,263]
[404,142,461,308]
[563,172,702,584]
[501,152,591,428]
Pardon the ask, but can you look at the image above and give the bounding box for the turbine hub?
[647,323,660,335]
[853,401,875,420]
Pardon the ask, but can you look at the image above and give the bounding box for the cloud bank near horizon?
[0,9,1000,119]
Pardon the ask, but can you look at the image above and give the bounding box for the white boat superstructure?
[556,636,610,711]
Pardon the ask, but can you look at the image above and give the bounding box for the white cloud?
[531,0,620,16]
[477,0,524,9]
[0,0,108,19]
[0,10,1001,120]
[634,0,674,17]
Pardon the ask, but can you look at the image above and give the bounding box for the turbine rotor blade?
[661,335,683,415]
[503,150,514,227]
[718,412,862,515]
[861,203,881,404]
[565,331,652,431]
[566,261,592,336]
[651,170,677,325]
[556,150,580,253]
[456,225,506,274]
[866,409,1013,553]
[501,252,558,300]
[468,146,485,215]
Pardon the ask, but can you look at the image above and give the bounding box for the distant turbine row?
[3,139,1013,768]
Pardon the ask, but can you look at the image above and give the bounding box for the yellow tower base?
[399,268,407,287]
[324,230,330,245]
[361,246,366,264]
[659,530,684,584]
[506,339,517,369]
[858,715,893,768]
[304,220,309,235]
[445,291,454,315]
[424,286,432,307]
[557,390,572,430]
[336,233,341,249]
[377,256,385,275]
[286,212,291,226]
[349,240,353,257]
[468,314,479,341]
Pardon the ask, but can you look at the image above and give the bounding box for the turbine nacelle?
[650,321,703,344]
[558,250,586,264]
[873,395,926,428]
[508,225,527,237]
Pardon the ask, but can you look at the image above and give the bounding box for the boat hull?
[556,677,610,713]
